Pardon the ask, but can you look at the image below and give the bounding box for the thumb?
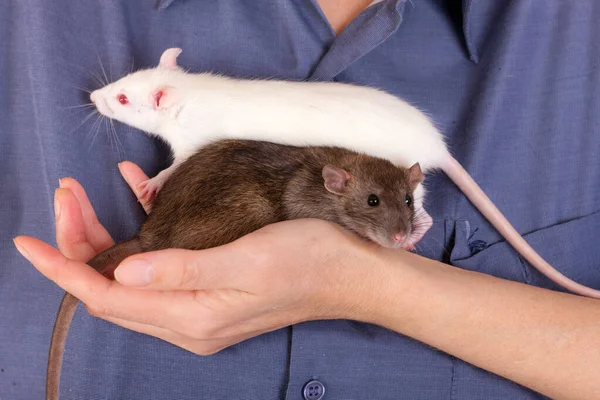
[113,245,249,291]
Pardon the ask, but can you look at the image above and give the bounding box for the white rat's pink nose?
[392,232,406,244]
[90,91,97,103]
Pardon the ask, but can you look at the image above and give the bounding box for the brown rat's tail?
[46,238,141,400]
[443,156,600,299]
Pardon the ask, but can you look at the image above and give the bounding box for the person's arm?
[14,162,600,400]
[361,248,600,400]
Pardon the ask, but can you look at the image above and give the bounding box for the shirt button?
[303,379,325,400]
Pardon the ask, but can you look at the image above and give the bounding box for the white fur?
[164,74,449,170]
[91,66,448,167]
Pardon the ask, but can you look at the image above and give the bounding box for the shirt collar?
[158,0,481,63]
[462,0,479,63]
[157,0,176,9]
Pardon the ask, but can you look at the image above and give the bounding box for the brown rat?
[47,139,424,400]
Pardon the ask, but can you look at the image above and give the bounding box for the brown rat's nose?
[392,232,406,244]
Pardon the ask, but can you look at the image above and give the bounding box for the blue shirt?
[1,0,599,399]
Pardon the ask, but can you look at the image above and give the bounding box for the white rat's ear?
[159,48,182,70]
[407,162,424,190]
[322,164,352,195]
[150,86,177,110]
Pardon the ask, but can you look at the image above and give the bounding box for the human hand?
[14,162,391,355]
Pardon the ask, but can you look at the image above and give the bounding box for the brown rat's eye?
[367,194,379,207]
[117,94,129,105]
[405,194,413,208]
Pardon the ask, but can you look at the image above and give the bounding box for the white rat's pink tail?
[443,155,600,299]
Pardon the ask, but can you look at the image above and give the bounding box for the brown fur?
[46,139,421,400]
[139,139,419,252]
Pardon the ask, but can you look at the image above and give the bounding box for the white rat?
[89,48,600,299]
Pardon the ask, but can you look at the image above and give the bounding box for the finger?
[118,161,152,214]
[13,235,181,328]
[113,245,250,291]
[58,178,114,252]
[55,188,109,261]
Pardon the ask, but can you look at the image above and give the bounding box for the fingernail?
[13,238,31,262]
[54,190,61,220]
[116,259,153,286]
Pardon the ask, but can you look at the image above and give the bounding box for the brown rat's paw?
[402,242,416,251]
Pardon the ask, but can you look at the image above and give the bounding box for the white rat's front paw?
[136,162,182,204]
[138,175,167,204]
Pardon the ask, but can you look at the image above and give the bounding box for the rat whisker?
[412,217,434,226]
[87,114,104,150]
[64,103,95,110]
[412,217,444,226]
[58,59,104,88]
[410,220,443,232]
[105,118,115,155]
[85,114,102,151]
[413,240,435,257]
[89,71,105,87]
[414,209,435,217]
[410,221,428,229]
[106,119,120,160]
[110,119,126,160]
[70,85,93,94]
[58,105,93,116]
[411,211,430,221]
[97,52,110,86]
[66,109,98,136]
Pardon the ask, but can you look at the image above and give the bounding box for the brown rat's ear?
[150,86,176,110]
[159,48,182,70]
[407,162,424,190]
[322,165,352,195]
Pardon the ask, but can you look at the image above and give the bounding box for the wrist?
[339,246,451,337]
[354,247,419,326]
[322,242,419,325]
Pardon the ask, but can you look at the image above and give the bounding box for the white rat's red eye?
[117,94,129,105]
